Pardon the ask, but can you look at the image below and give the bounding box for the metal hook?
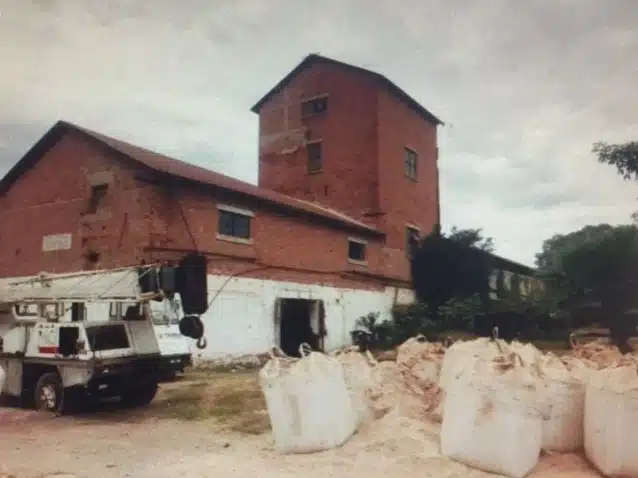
[196,336,207,349]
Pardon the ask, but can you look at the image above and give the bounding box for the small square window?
[348,239,366,262]
[404,148,418,180]
[307,141,323,173]
[301,97,328,117]
[218,210,251,240]
[406,226,420,258]
[87,184,108,214]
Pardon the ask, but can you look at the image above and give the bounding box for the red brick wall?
[255,61,440,280]
[0,132,400,290]
[0,132,149,276]
[144,189,392,289]
[376,89,440,250]
[257,62,380,222]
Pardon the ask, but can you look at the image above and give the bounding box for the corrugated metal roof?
[0,121,383,237]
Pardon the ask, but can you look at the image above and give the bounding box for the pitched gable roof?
[0,121,382,237]
[250,53,444,126]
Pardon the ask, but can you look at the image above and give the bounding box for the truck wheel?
[121,381,158,408]
[34,372,64,413]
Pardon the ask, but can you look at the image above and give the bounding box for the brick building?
[0,54,443,359]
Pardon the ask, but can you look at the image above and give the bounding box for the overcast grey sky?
[1,0,637,266]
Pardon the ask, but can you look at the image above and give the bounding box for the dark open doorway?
[277,298,325,357]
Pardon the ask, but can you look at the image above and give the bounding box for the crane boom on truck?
[0,259,208,414]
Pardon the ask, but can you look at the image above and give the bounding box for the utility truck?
[0,255,209,413]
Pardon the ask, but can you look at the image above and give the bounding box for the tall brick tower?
[251,54,443,256]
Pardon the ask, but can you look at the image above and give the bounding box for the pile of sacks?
[438,337,591,477]
[257,336,447,454]
[439,336,638,478]
[258,336,638,477]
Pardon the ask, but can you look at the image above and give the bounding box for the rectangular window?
[87,184,108,214]
[301,97,328,117]
[307,141,323,173]
[404,148,418,180]
[71,302,86,322]
[348,239,366,263]
[218,209,252,240]
[406,226,420,258]
[109,302,120,319]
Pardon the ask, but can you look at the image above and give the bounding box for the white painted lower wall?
[191,274,414,361]
[0,272,415,361]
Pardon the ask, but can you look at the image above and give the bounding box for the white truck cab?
[115,296,192,380]
[0,261,207,413]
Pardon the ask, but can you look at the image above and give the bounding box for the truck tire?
[121,381,158,408]
[34,372,64,413]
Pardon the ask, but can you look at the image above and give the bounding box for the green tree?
[535,224,616,277]
[593,140,638,223]
[539,224,638,351]
[411,226,492,310]
[447,226,495,252]
[592,141,638,180]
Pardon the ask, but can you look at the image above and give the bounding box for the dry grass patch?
[153,370,270,435]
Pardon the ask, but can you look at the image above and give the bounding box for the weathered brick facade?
[254,55,441,257]
[0,55,442,292]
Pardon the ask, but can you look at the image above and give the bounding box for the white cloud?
[0,0,637,266]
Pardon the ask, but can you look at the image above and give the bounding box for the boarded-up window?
[87,184,108,213]
[307,141,323,173]
[301,97,328,117]
[404,148,418,180]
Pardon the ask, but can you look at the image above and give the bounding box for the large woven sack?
[439,336,511,392]
[440,351,544,478]
[584,365,638,477]
[331,347,377,427]
[536,353,585,453]
[259,344,357,454]
[509,340,542,366]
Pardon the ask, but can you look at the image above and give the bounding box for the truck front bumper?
[158,354,191,378]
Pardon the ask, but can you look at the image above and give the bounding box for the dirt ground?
[0,368,603,478]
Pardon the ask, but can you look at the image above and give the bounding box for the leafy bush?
[390,302,437,342]
[351,291,568,351]
[352,296,482,350]
[437,294,482,331]
[353,312,396,349]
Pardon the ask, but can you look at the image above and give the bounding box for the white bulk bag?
[584,366,638,477]
[259,344,357,454]
[439,336,510,392]
[560,356,597,384]
[440,353,543,478]
[509,340,542,366]
[537,353,585,453]
[332,348,377,427]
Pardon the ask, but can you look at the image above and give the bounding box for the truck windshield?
[149,298,181,326]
